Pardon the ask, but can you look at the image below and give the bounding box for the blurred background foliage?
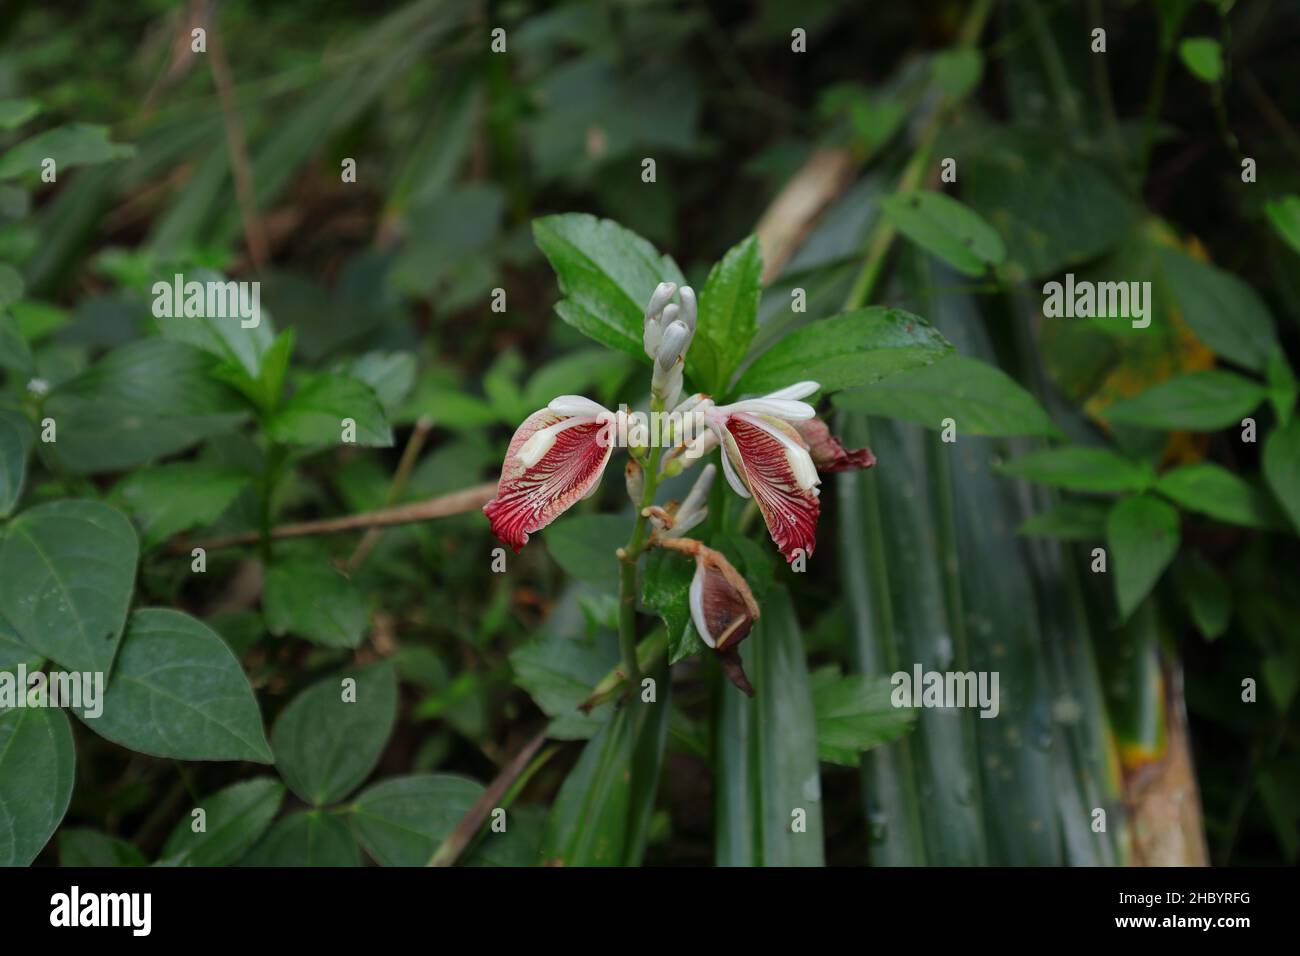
[1,0,1298,866]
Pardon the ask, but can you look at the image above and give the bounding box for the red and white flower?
[700,381,825,563]
[483,395,617,551]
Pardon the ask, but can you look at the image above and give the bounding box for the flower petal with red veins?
[724,414,820,562]
[795,418,876,473]
[483,410,613,551]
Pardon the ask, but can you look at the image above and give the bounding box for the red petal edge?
[484,411,613,551]
[725,415,819,563]
[795,417,876,472]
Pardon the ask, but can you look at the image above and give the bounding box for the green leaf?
[997,446,1151,494]
[343,350,417,416]
[811,668,915,767]
[41,339,248,474]
[9,300,68,341]
[932,48,984,99]
[273,661,397,805]
[509,635,612,740]
[0,707,74,866]
[0,99,40,130]
[1178,36,1223,83]
[1264,417,1300,533]
[734,307,950,397]
[240,810,361,867]
[112,463,250,549]
[1265,195,1300,259]
[1103,371,1266,430]
[0,123,134,179]
[1158,249,1278,372]
[642,549,707,664]
[1106,495,1180,620]
[0,263,23,311]
[161,778,284,866]
[0,409,33,518]
[880,191,1006,276]
[543,675,671,866]
[1177,553,1230,640]
[833,354,1058,436]
[58,829,147,867]
[216,329,295,414]
[715,586,823,865]
[694,234,762,393]
[149,271,276,379]
[0,499,137,673]
[532,213,685,359]
[266,372,393,447]
[1156,462,1281,528]
[350,773,482,867]
[543,514,627,595]
[78,608,272,763]
[1015,498,1110,540]
[264,551,370,648]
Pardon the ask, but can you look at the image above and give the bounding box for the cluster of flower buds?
[643,281,696,409]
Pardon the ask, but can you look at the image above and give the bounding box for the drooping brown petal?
[717,647,754,697]
[483,410,613,551]
[722,413,820,562]
[795,417,876,472]
[688,552,759,652]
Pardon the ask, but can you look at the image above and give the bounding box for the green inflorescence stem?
[617,401,667,689]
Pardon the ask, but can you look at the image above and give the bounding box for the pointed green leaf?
[0,123,133,180]
[273,661,397,805]
[1158,249,1278,372]
[0,499,137,673]
[1106,495,1180,620]
[533,214,685,359]
[0,707,74,866]
[1103,371,1266,430]
[240,810,361,867]
[77,609,272,763]
[811,667,915,767]
[1264,417,1300,533]
[58,829,147,867]
[161,778,284,866]
[880,191,1006,276]
[734,307,950,397]
[266,373,393,447]
[694,234,762,392]
[350,773,481,867]
[112,463,250,548]
[997,446,1151,494]
[1156,462,1282,528]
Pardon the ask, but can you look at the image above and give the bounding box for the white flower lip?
[688,564,715,648]
[548,395,610,418]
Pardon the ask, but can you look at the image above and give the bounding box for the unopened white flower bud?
[677,286,697,333]
[646,281,677,319]
[656,319,691,370]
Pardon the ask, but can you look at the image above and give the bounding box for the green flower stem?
[617,403,667,689]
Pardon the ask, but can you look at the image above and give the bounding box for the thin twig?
[175,481,497,553]
[427,730,548,867]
